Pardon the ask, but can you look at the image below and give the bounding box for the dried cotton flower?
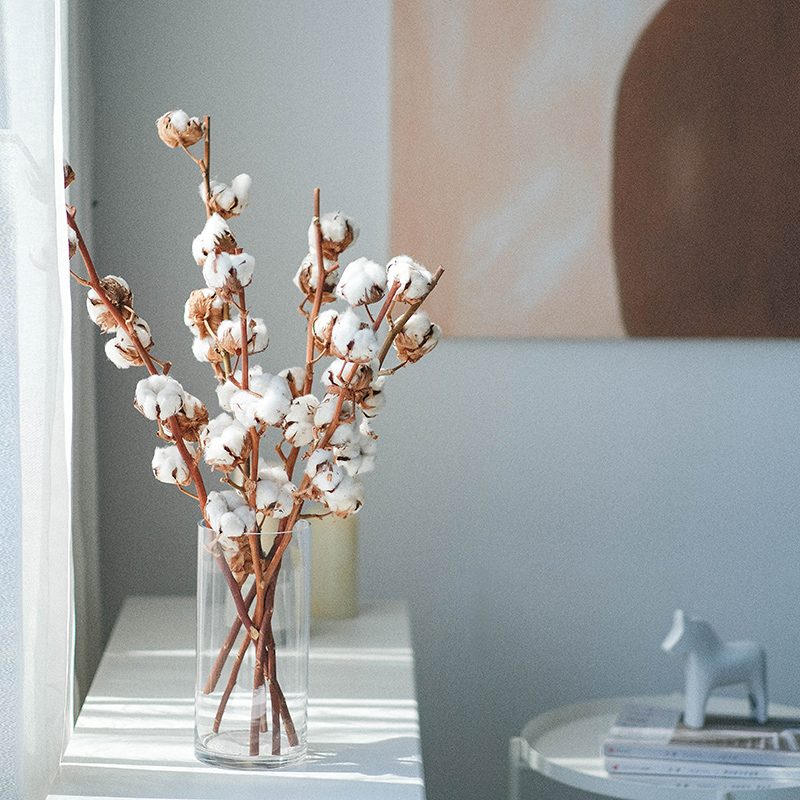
[204,174,252,219]
[329,308,379,363]
[283,394,319,446]
[394,310,441,363]
[314,393,353,430]
[216,316,269,356]
[152,445,192,485]
[68,227,78,259]
[279,366,306,398]
[309,211,359,259]
[386,255,434,302]
[205,490,256,537]
[294,253,338,303]
[312,308,338,355]
[86,275,134,332]
[134,374,185,421]
[201,413,251,472]
[184,288,224,338]
[192,213,238,265]
[104,317,152,369]
[157,110,204,149]
[335,257,386,307]
[229,371,292,429]
[321,358,376,396]
[255,463,295,518]
[203,250,254,298]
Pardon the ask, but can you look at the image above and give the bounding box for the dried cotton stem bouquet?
[64,110,442,759]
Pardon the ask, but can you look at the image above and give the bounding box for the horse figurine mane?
[661,609,768,728]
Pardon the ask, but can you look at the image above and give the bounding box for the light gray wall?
[85,0,392,617]
[82,3,800,800]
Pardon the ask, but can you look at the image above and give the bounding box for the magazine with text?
[604,705,800,767]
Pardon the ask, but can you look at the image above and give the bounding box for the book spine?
[604,740,800,767]
[605,756,800,780]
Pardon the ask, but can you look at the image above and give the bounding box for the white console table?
[48,596,425,799]
[510,695,800,800]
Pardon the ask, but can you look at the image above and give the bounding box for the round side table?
[510,695,800,800]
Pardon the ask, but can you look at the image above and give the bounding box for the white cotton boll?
[394,310,441,362]
[135,375,185,421]
[313,394,353,429]
[308,211,359,256]
[321,358,377,393]
[184,287,224,337]
[229,389,260,429]
[205,179,236,211]
[386,255,434,301]
[215,367,259,411]
[231,174,251,209]
[322,475,364,516]
[329,422,362,476]
[130,317,152,347]
[252,376,292,426]
[279,366,306,397]
[293,253,338,300]
[201,413,250,469]
[255,479,279,512]
[312,308,338,352]
[219,510,246,539]
[192,213,235,265]
[357,422,378,474]
[229,373,291,428]
[105,336,133,369]
[230,503,256,534]
[191,334,219,364]
[321,358,357,388]
[359,385,385,419]
[205,491,229,532]
[335,257,387,307]
[402,310,437,343]
[215,378,239,412]
[152,445,191,485]
[202,251,229,290]
[104,317,153,368]
[305,448,334,479]
[330,308,379,363]
[183,393,205,420]
[203,174,252,218]
[217,316,269,356]
[283,394,319,446]
[256,463,295,518]
[329,421,359,448]
[307,448,348,493]
[170,110,189,132]
[335,442,362,477]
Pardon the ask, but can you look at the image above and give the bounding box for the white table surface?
[514,694,800,800]
[48,596,425,799]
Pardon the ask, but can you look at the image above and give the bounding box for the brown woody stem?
[204,582,257,695]
[377,266,444,367]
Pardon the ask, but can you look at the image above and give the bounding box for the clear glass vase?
[195,520,310,769]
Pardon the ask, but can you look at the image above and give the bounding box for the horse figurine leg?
[748,650,768,724]
[683,665,712,729]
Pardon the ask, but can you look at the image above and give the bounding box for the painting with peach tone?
[393,0,800,338]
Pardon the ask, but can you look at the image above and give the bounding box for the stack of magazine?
[603,705,800,790]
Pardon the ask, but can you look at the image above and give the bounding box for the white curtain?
[0,0,75,797]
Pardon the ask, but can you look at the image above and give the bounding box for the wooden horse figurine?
[661,609,768,729]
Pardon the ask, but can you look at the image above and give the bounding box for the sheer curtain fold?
[1,0,75,797]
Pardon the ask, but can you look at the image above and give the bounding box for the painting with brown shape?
[614,0,800,337]
[393,0,800,338]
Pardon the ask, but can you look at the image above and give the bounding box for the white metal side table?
[510,695,800,800]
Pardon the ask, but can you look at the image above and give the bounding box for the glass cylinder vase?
[195,520,310,769]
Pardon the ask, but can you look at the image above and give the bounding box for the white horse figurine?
[661,609,768,729]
